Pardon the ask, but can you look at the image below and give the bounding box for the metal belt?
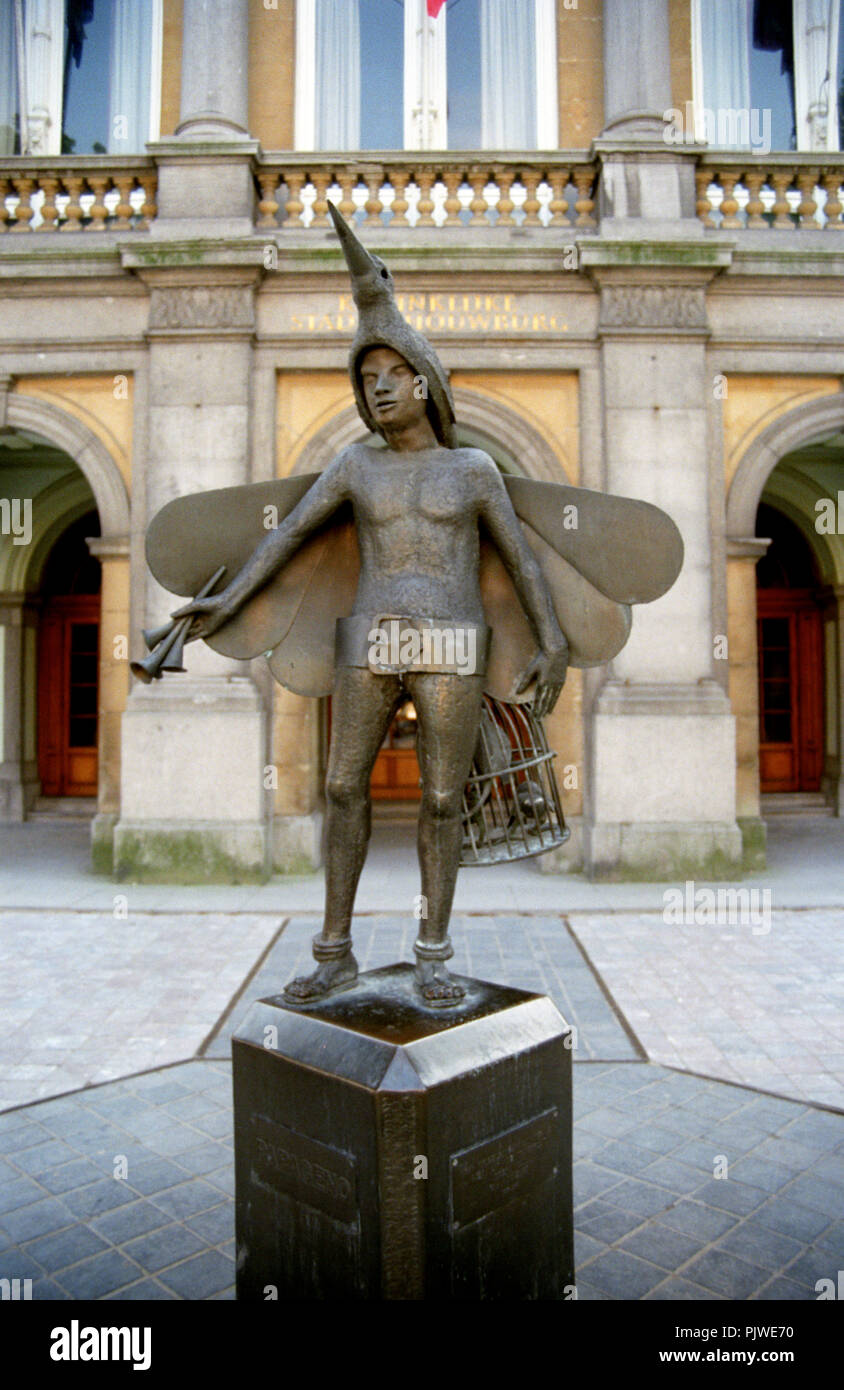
[335,614,490,677]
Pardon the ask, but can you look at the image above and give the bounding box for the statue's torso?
[345,442,486,624]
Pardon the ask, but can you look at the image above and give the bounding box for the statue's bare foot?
[283,953,358,1004]
[415,959,466,1008]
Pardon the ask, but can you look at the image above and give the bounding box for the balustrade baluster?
[548,168,570,226]
[695,169,715,227]
[363,169,383,224]
[389,169,409,225]
[10,177,35,232]
[443,168,463,224]
[38,175,60,230]
[796,169,819,229]
[311,170,331,226]
[85,176,110,230]
[770,171,794,228]
[468,167,489,224]
[821,170,843,229]
[112,175,135,230]
[415,168,435,225]
[494,168,516,226]
[572,167,596,227]
[137,174,157,229]
[337,173,357,222]
[522,169,541,225]
[0,177,8,232]
[743,171,766,227]
[718,171,742,229]
[256,171,280,228]
[282,171,306,228]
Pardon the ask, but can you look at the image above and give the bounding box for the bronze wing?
[144,474,682,701]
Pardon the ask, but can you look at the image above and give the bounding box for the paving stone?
[754,1196,835,1244]
[728,1155,798,1194]
[2,1198,76,1244]
[643,1277,724,1301]
[122,1223,207,1273]
[751,1276,814,1301]
[23,1224,108,1272]
[56,1249,145,1299]
[103,1279,179,1300]
[38,1158,107,1195]
[573,1162,624,1204]
[682,1248,770,1299]
[783,1176,844,1219]
[575,1247,666,1299]
[575,1199,645,1244]
[0,1175,46,1214]
[0,1248,47,1282]
[618,1222,704,1270]
[156,1250,235,1299]
[89,1200,172,1244]
[574,1231,606,1266]
[121,1157,194,1196]
[148,1179,226,1221]
[184,1203,234,1246]
[779,1247,840,1291]
[714,1220,805,1271]
[641,1157,708,1196]
[61,1178,139,1221]
[573,1277,612,1301]
[693,1178,768,1216]
[602,1178,675,1219]
[589,1140,657,1177]
[624,1124,684,1156]
[10,1139,79,1174]
[660,1200,738,1242]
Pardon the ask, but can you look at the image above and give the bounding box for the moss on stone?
[114,830,269,884]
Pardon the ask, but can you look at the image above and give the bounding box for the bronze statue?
[137,203,683,1008]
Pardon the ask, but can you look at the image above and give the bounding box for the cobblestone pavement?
[0,911,284,1110]
[0,1059,840,1301]
[1,907,841,1300]
[569,910,844,1109]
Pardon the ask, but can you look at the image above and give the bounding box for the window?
[0,0,162,156]
[296,0,557,151]
[692,0,843,152]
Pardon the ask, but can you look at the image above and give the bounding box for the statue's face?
[359,346,427,433]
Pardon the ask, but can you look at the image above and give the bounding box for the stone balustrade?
[0,158,157,232]
[696,154,844,231]
[254,154,598,231]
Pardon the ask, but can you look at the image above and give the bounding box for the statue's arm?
[173,454,352,639]
[475,456,569,716]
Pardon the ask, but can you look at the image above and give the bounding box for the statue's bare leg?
[406,672,486,1006]
[284,666,401,1003]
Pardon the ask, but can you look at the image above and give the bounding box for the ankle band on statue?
[414,937,453,962]
[312,934,353,961]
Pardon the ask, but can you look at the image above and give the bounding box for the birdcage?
[460,695,570,866]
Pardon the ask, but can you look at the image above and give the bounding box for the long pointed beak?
[328,199,381,281]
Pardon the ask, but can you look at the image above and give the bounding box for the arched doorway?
[37,512,102,797]
[755,503,824,794]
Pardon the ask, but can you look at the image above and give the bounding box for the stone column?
[149,0,258,238]
[726,538,770,869]
[113,268,270,882]
[596,0,700,237]
[0,595,39,821]
[580,245,743,880]
[176,0,249,140]
[602,0,672,131]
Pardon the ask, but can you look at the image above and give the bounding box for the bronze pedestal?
[232,964,574,1300]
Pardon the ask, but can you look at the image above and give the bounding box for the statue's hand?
[516,641,569,719]
[171,591,238,640]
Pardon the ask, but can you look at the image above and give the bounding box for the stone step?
[28,797,97,822]
[761,792,834,818]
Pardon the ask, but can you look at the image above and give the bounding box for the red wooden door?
[757,592,823,793]
[37,595,100,796]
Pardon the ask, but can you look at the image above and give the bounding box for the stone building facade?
[0,0,842,882]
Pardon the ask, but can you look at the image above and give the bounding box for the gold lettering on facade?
[287,293,567,335]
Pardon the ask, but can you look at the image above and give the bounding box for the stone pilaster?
[580,242,743,879]
[0,595,40,822]
[113,266,271,881]
[87,536,131,870]
[726,537,771,869]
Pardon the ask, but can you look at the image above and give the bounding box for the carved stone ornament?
[600,284,707,331]
[148,286,255,331]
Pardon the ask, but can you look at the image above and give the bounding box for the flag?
[427,0,446,17]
